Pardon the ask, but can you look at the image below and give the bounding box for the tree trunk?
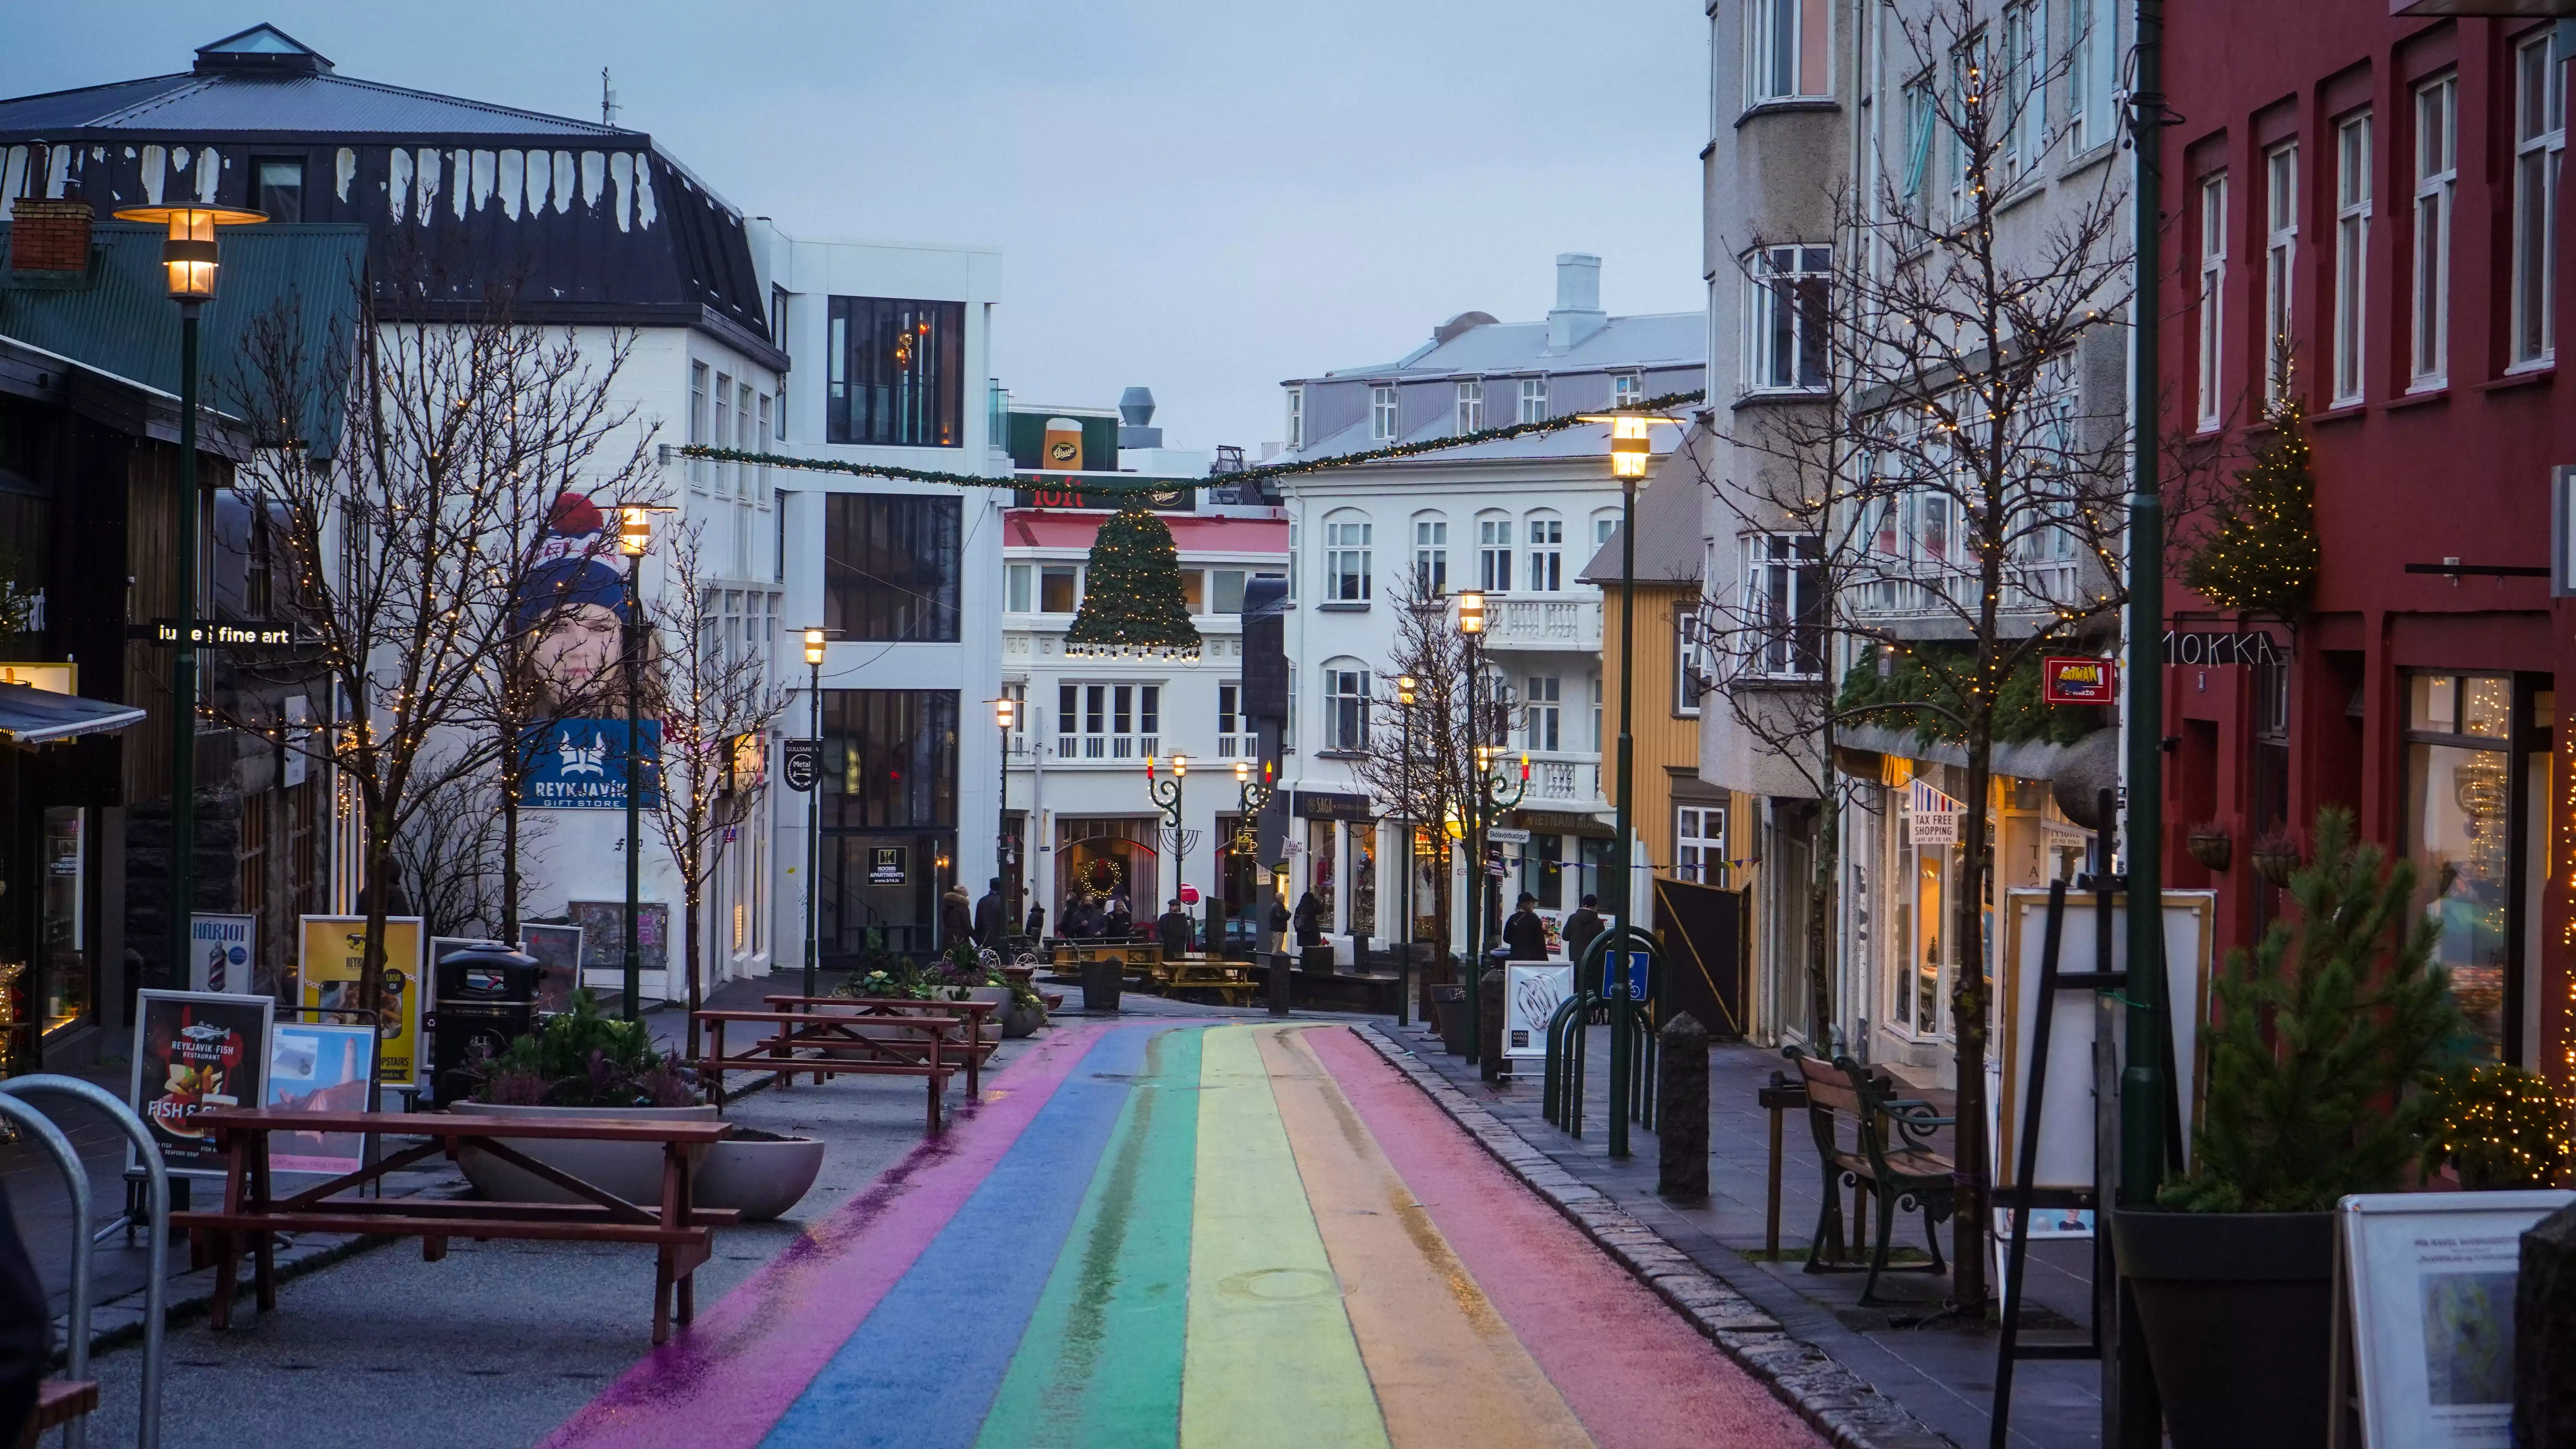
[1809,798,1838,1050]
[499,780,521,943]
[359,791,395,1024]
[683,866,703,1061]
[1949,653,1999,1318]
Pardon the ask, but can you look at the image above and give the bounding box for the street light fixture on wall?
[112,200,265,993]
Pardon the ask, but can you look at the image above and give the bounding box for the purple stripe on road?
[538,1023,1114,1449]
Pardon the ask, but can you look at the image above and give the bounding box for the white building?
[746,221,1011,967]
[1269,255,1702,961]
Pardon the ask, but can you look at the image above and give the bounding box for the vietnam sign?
[518,720,662,809]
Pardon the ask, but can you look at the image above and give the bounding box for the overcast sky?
[3,2,1712,455]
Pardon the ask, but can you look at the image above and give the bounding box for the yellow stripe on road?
[1180,1025,1388,1449]
[1259,1027,1596,1449]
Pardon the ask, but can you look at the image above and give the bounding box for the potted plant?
[2251,830,2303,888]
[2111,808,2463,1449]
[452,989,824,1222]
[2184,820,2232,873]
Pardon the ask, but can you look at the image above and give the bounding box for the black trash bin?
[1080,955,1122,1014]
[431,944,541,1102]
[1434,984,1471,1056]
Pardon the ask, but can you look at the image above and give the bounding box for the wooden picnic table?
[762,994,1000,1082]
[1155,955,1256,1006]
[171,1107,735,1345]
[695,1007,964,1132]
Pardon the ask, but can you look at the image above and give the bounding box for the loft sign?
[2162,631,2282,667]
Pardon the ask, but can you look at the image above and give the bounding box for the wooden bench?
[1157,955,1255,1006]
[1788,1049,1957,1303]
[695,1008,962,1133]
[172,1107,734,1344]
[17,1379,99,1449]
[763,994,999,1085]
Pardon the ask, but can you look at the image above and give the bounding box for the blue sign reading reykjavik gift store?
[518,719,662,809]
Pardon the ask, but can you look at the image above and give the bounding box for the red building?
[2161,1,2576,1075]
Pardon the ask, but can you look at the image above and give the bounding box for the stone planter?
[2111,1209,2336,1449]
[999,995,1046,1038]
[447,1100,824,1223]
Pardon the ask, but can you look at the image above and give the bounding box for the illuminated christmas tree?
[2184,397,2320,617]
[1064,503,1203,659]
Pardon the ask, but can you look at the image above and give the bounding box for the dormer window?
[1370,385,1398,441]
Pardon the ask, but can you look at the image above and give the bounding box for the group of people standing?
[942,876,1194,952]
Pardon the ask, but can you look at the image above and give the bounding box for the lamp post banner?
[517,719,663,809]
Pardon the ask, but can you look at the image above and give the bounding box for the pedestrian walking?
[1292,890,1326,948]
[1025,901,1047,942]
[1157,898,1194,958]
[941,884,973,952]
[1502,892,1550,961]
[1563,893,1605,964]
[972,876,1006,947]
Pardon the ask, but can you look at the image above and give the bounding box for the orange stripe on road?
[1257,1027,1595,1449]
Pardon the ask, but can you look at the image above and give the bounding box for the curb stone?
[1352,1024,1955,1449]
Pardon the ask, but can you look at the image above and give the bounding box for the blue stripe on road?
[756,1023,1155,1449]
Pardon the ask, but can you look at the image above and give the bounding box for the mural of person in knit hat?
[516,490,632,715]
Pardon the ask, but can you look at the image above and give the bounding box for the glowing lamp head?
[1609,415,1653,479]
[1475,744,1493,771]
[1397,673,1418,706]
[1456,591,1486,635]
[803,628,826,666]
[1172,753,1188,778]
[113,203,264,302]
[617,506,655,557]
[994,697,1015,729]
[1234,759,1250,782]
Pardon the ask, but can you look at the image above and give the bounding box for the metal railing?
[1486,598,1600,648]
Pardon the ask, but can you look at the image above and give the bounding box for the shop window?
[824,494,960,641]
[826,296,966,447]
[2402,672,2546,1063]
[1677,805,1726,885]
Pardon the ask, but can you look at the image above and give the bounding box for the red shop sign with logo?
[2041,656,2117,706]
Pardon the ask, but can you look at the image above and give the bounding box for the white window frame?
[1612,372,1643,409]
[1285,385,1305,449]
[1324,664,1371,752]
[1324,515,1373,602]
[1006,562,1032,613]
[1369,385,1398,442]
[1948,33,1990,226]
[1478,515,1513,593]
[2002,1,2047,182]
[1524,675,1561,752]
[2513,32,2564,370]
[2413,76,2457,391]
[2264,145,2298,403]
[1900,74,1935,218]
[1741,532,1824,679]
[688,361,710,492]
[2333,114,2372,406]
[1516,376,1549,424]
[1677,804,1726,885]
[1057,682,1162,761]
[2198,174,2227,429]
[1455,379,1484,433]
[1744,0,1829,108]
[2066,0,2116,156]
[1526,514,1564,592]
[1743,244,1833,393]
[1413,515,1449,596]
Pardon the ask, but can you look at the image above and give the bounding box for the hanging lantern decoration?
[1064,503,1203,661]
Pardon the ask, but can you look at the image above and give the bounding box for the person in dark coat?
[0,1181,45,1447]
[940,885,974,952]
[973,877,1007,946]
[1502,891,1551,961]
[1157,898,1194,957]
[1292,890,1326,947]
[1268,898,1292,951]
[1025,901,1048,941]
[1104,898,1135,939]
[1563,893,1606,965]
[1062,895,1098,940]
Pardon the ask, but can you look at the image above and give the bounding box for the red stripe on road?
[1303,1027,1825,1449]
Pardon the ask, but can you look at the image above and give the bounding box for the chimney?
[8,189,92,276]
[1547,252,1606,351]
[1118,386,1163,449]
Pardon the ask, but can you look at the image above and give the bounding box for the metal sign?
[1600,951,1649,1002]
[1487,827,1533,845]
[517,719,663,809]
[782,737,820,793]
[869,846,907,885]
[2041,656,2117,706]
[188,912,258,994]
[1292,790,1375,821]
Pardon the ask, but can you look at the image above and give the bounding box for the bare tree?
[1696,0,2155,1316]
[389,761,551,940]
[1346,577,1516,999]
[646,521,790,1055]
[217,282,660,1024]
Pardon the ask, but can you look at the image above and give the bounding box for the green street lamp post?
[1396,674,1419,1027]
[1232,758,1274,962]
[1456,591,1488,1060]
[113,200,265,993]
[802,627,825,999]
[614,506,665,1022]
[1148,753,1188,931]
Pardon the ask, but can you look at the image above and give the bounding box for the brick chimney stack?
[9,185,94,274]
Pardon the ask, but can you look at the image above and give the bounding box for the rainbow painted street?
[541,1022,1822,1449]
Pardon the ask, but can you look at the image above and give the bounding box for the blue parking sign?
[1600,951,1649,1002]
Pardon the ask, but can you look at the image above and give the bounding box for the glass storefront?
[1306,819,1336,925]
[1347,822,1377,937]
[2403,673,2549,1062]
[40,806,85,1033]
[819,688,958,963]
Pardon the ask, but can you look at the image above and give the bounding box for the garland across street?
[674,389,1707,493]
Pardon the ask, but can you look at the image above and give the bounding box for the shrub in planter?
[468,988,697,1108]
[2116,806,2465,1449]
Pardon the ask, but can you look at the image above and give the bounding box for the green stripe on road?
[1179,1026,1389,1449]
[977,1026,1203,1449]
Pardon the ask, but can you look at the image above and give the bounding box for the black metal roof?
[0,27,778,368]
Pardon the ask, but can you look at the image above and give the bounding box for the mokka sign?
[2162,631,2283,667]
[518,719,661,809]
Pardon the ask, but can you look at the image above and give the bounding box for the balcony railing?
[1485,598,1600,649]
[1850,561,2086,619]
[1056,732,1160,762]
[1215,732,1258,759]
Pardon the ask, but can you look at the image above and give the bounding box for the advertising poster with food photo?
[128,990,273,1178]
[265,1023,378,1175]
[297,915,424,1091]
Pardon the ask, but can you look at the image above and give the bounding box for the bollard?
[1655,1012,1710,1200]
[2517,1200,2576,1449]
[1478,968,1509,1082]
[1267,952,1293,1018]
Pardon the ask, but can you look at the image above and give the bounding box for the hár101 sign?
[2041,656,2117,706]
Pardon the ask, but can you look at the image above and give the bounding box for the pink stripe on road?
[540,1022,1115,1449]
[1303,1027,1827,1449]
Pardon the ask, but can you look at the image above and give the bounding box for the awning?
[0,681,149,744]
